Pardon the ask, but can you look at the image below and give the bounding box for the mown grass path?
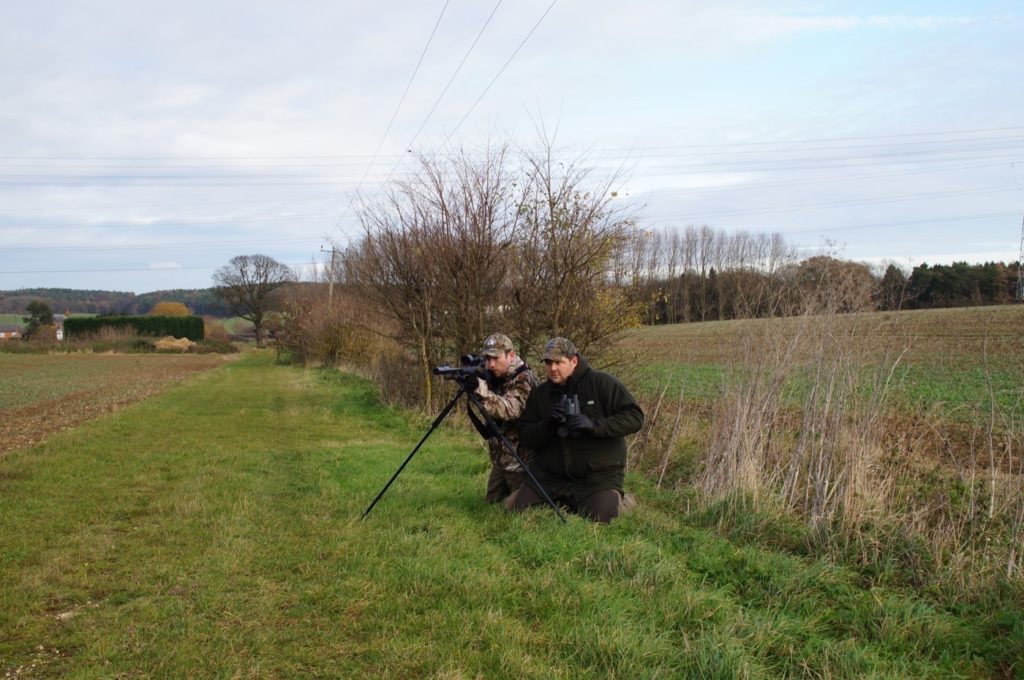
[1,352,1019,678]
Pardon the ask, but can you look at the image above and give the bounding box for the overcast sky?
[1,0,1022,294]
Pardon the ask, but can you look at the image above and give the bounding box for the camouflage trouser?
[484,465,527,505]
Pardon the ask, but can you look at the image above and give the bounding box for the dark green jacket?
[518,356,644,500]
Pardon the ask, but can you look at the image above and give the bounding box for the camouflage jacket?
[473,356,539,472]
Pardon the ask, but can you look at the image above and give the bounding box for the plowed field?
[0,353,230,455]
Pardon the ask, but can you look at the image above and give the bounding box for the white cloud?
[0,1,1021,292]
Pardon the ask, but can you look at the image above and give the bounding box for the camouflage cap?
[480,333,514,357]
[542,337,578,361]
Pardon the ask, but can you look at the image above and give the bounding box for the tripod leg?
[360,391,464,520]
[465,393,567,523]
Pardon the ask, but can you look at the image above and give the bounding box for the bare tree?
[213,254,296,347]
[503,143,640,359]
[340,141,643,407]
[341,146,520,408]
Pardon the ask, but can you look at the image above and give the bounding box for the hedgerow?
[63,315,204,341]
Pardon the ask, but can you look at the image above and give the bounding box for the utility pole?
[320,246,342,306]
[1017,215,1024,303]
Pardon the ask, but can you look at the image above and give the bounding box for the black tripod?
[361,384,567,522]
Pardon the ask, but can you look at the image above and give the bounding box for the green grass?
[0,313,26,328]
[221,317,254,335]
[632,362,728,401]
[893,362,1023,420]
[1,352,1021,677]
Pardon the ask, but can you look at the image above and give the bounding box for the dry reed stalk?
[656,383,687,489]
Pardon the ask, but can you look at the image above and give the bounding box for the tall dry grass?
[697,310,900,532]
[626,264,1024,590]
[895,322,1024,586]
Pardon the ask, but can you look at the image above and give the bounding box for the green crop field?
[621,305,1024,422]
[1,349,1021,677]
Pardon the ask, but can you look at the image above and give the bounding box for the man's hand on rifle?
[459,373,480,393]
[475,378,492,399]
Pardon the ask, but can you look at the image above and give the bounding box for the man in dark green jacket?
[509,337,644,523]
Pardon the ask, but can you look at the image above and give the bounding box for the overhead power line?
[442,0,558,146]
[350,0,452,200]
[646,185,1019,223]
[404,0,504,152]
[3,125,1021,163]
[0,261,318,276]
[2,237,324,252]
[770,211,1021,236]
[329,0,508,241]
[0,212,334,229]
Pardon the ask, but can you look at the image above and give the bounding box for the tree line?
[895,261,1020,309]
[622,233,1021,322]
[0,288,233,317]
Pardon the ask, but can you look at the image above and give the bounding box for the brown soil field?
[0,353,231,455]
[621,304,1024,367]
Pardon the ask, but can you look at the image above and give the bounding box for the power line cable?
[349,0,452,204]
[405,0,503,153]
[442,0,558,146]
[328,1,507,242]
[0,261,319,275]
[338,0,558,240]
[4,126,1021,162]
[769,211,1020,236]
[0,213,335,230]
[5,194,345,213]
[3,141,1020,177]
[645,185,1018,223]
[635,160,1008,198]
[2,237,324,252]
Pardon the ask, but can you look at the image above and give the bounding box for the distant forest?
[630,258,1021,325]
[1,258,1020,323]
[0,287,233,317]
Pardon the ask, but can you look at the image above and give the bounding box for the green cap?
[542,337,577,361]
[480,333,514,357]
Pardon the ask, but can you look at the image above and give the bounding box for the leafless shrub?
[503,142,642,360]
[338,140,642,409]
[698,253,901,533]
[278,282,382,369]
